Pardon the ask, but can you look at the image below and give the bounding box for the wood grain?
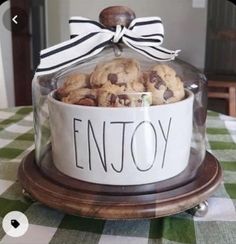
[37,147,202,196]
[99,6,136,28]
[18,151,222,219]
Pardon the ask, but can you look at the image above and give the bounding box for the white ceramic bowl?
[48,90,194,185]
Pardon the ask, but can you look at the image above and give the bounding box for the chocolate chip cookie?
[97,83,125,107]
[98,83,151,107]
[90,58,143,88]
[56,59,184,107]
[56,73,90,99]
[62,88,97,106]
[144,64,184,105]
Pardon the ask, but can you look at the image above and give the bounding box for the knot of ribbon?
[36,16,180,75]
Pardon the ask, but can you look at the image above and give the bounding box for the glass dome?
[32,44,207,189]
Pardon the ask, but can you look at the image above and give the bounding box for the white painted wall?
[0,1,14,108]
[46,0,207,69]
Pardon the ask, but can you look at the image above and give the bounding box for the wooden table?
[208,79,236,117]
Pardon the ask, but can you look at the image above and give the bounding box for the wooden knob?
[99,6,136,28]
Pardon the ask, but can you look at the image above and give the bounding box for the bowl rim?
[47,89,194,111]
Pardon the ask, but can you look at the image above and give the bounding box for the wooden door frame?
[10,0,32,105]
[10,0,46,106]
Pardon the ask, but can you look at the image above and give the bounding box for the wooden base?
[37,147,204,196]
[18,151,222,219]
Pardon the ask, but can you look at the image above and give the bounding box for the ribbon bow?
[36,16,180,75]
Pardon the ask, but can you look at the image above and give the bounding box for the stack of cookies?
[56,58,185,107]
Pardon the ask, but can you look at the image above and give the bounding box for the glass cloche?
[32,6,207,190]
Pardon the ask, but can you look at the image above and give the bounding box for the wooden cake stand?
[18,150,222,219]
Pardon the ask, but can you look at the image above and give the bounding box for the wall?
[46,0,207,69]
[0,41,8,108]
[0,1,14,108]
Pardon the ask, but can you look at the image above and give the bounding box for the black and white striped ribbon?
[36,16,180,75]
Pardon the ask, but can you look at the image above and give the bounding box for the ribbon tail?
[123,38,180,61]
[36,46,107,76]
[36,32,113,76]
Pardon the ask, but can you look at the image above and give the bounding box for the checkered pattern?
[0,107,236,244]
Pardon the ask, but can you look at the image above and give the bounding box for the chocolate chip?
[163,89,174,100]
[110,94,117,104]
[124,100,131,106]
[108,73,118,84]
[150,71,165,89]
[117,94,131,106]
[149,71,158,83]
[137,99,142,104]
[117,94,129,100]
[154,80,165,89]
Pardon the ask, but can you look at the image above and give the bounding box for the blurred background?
[0,0,235,115]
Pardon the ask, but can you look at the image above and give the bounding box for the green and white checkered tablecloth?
[0,107,236,244]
